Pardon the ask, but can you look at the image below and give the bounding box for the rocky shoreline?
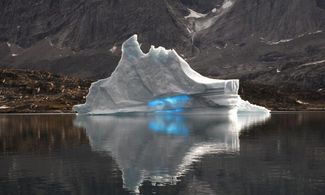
[1,68,324,113]
[0,68,91,113]
[239,80,325,111]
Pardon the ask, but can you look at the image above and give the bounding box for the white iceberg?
[73,35,269,115]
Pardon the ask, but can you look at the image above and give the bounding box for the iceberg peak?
[74,35,269,115]
[121,34,144,59]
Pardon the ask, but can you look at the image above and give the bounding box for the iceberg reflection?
[74,112,270,192]
[148,114,188,136]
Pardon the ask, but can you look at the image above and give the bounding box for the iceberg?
[73,35,269,114]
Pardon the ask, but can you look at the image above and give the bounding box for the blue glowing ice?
[147,95,190,111]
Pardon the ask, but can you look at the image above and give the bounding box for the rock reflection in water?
[0,115,130,195]
[74,112,270,192]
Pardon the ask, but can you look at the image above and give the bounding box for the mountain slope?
[0,0,325,91]
[0,0,191,78]
[184,0,325,90]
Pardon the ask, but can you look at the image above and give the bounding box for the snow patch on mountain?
[186,0,236,32]
[299,60,325,67]
[222,0,234,9]
[110,45,117,53]
[185,8,207,19]
[266,38,294,45]
[263,30,323,45]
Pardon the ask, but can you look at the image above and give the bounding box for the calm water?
[0,112,325,195]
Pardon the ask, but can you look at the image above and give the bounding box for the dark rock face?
[0,0,325,91]
[316,0,325,10]
[0,0,188,50]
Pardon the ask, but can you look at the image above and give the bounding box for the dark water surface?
[0,112,325,195]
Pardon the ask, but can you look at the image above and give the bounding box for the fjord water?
[0,112,325,195]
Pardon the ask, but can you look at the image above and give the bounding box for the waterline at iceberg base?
[73,35,269,115]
